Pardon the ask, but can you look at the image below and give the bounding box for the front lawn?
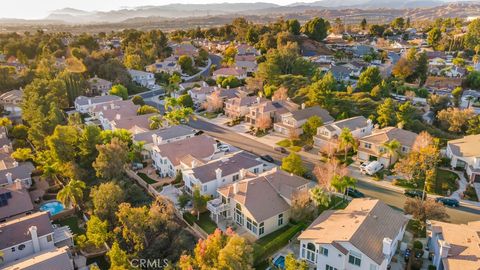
[253,222,307,266]
[276,139,303,152]
[200,111,219,119]
[393,169,459,196]
[137,173,157,185]
[183,212,217,234]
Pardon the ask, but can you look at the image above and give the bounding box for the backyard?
[137,172,157,185]
[183,211,218,234]
[393,169,459,196]
[53,215,85,235]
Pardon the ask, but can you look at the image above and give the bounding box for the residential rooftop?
[153,135,217,166]
[448,134,480,158]
[0,212,53,250]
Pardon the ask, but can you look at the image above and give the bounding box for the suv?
[273,147,288,154]
[435,197,459,207]
[345,187,365,198]
[404,189,427,199]
[260,155,274,163]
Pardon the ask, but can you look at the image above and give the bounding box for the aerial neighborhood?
[1,2,480,270]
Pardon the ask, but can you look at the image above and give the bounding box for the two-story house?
[212,67,247,80]
[298,198,408,270]
[146,56,181,74]
[446,134,480,182]
[188,86,223,106]
[151,135,220,178]
[87,75,112,96]
[245,99,299,128]
[0,89,23,116]
[207,168,309,239]
[314,116,373,153]
[274,105,334,136]
[357,127,418,168]
[74,95,122,114]
[0,180,34,222]
[234,54,258,74]
[128,69,157,89]
[426,220,480,270]
[224,96,263,119]
[0,212,73,266]
[182,151,264,196]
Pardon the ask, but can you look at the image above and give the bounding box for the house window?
[47,235,53,242]
[319,247,329,256]
[11,247,15,252]
[233,174,239,181]
[326,265,338,270]
[259,222,264,235]
[401,146,408,152]
[203,185,207,192]
[246,218,258,234]
[305,243,316,263]
[253,168,259,174]
[348,253,361,266]
[278,213,284,226]
[364,143,372,149]
[18,244,25,250]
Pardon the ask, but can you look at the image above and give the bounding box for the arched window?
[307,243,316,251]
[18,244,26,250]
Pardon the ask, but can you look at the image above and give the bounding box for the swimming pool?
[40,201,65,216]
[273,254,285,269]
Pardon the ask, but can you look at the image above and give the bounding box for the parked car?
[435,197,459,207]
[260,155,274,163]
[194,130,204,136]
[273,146,288,154]
[404,189,427,199]
[218,144,230,152]
[359,161,369,171]
[361,161,384,175]
[345,187,365,198]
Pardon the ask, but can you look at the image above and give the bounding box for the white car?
[362,161,384,176]
[218,144,230,152]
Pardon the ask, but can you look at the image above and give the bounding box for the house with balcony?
[183,151,264,196]
[245,99,299,128]
[207,168,309,239]
[426,220,480,270]
[274,105,334,136]
[298,198,408,270]
[151,135,220,178]
[446,134,480,182]
[314,116,373,153]
[0,212,73,267]
[224,96,263,119]
[357,127,418,168]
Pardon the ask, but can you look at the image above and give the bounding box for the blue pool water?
[40,201,65,216]
[273,255,286,269]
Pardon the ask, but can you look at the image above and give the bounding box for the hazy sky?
[1,0,317,19]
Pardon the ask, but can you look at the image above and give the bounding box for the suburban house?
[132,125,196,160]
[274,105,334,136]
[460,90,480,114]
[212,67,247,80]
[0,212,73,266]
[128,69,157,89]
[234,54,258,74]
[145,56,181,74]
[314,116,374,153]
[182,151,264,196]
[87,75,112,95]
[206,87,248,104]
[188,86,224,106]
[330,65,352,82]
[357,127,418,168]
[245,99,299,128]
[208,168,309,239]
[2,246,74,270]
[446,134,480,182]
[90,99,138,120]
[236,44,259,56]
[426,220,480,270]
[0,144,35,188]
[151,135,220,178]
[0,181,34,222]
[224,96,264,119]
[298,198,408,270]
[74,95,122,114]
[424,76,462,93]
[173,43,199,57]
[0,89,23,115]
[108,113,159,134]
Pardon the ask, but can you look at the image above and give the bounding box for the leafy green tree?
[90,182,125,223]
[281,152,306,176]
[57,71,87,106]
[124,54,143,70]
[77,125,102,168]
[246,28,259,45]
[107,241,130,270]
[285,253,309,270]
[377,98,397,127]
[46,125,79,164]
[428,94,450,116]
[415,52,428,86]
[286,19,301,35]
[467,115,480,135]
[223,46,238,66]
[465,71,480,89]
[302,115,323,140]
[178,55,195,74]
[115,202,151,253]
[192,187,208,220]
[309,186,331,208]
[137,105,159,115]
[109,84,128,100]
[360,18,367,30]
[86,215,110,248]
[427,27,442,49]
[178,94,194,108]
[302,17,330,42]
[369,24,385,37]
[307,72,335,109]
[391,17,405,30]
[339,128,356,160]
[11,148,33,161]
[149,115,164,130]
[93,138,129,180]
[397,101,417,129]
[451,87,463,107]
[331,175,356,198]
[131,95,145,106]
[382,139,401,166]
[357,66,381,92]
[57,179,86,208]
[465,19,480,50]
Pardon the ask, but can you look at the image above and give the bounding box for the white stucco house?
[446,134,480,183]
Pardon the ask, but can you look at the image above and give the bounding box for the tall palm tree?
[338,128,356,161]
[332,175,357,200]
[57,179,86,208]
[149,115,163,130]
[381,139,402,167]
[309,186,331,208]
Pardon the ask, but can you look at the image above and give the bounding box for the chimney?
[103,105,108,110]
[439,240,450,259]
[115,114,121,120]
[233,182,238,194]
[12,161,18,167]
[217,84,222,88]
[110,103,115,109]
[215,168,222,180]
[88,98,92,105]
[382,237,392,256]
[301,103,306,110]
[152,134,160,145]
[227,85,230,89]
[191,159,197,168]
[6,172,12,185]
[239,168,247,180]
[14,179,22,190]
[29,226,41,253]
[2,145,9,153]
[256,96,260,103]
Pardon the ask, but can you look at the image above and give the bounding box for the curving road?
[189,118,480,224]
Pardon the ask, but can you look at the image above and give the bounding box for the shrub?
[413,240,423,250]
[276,139,291,147]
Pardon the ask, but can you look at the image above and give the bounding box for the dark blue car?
[435,197,459,207]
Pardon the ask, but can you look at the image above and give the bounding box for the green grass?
[253,222,307,266]
[54,216,85,235]
[464,185,479,202]
[183,212,217,234]
[276,139,292,147]
[137,173,157,185]
[200,111,219,119]
[393,169,459,196]
[289,146,302,152]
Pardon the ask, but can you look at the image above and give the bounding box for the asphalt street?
[188,118,480,224]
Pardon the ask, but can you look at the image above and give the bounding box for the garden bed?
[137,173,157,185]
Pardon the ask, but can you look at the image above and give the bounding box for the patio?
[137,165,175,185]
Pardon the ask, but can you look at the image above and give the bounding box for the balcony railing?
[207,198,228,215]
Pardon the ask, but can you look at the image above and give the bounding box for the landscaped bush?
[276,139,291,148]
[464,185,479,202]
[289,146,302,152]
[137,173,157,185]
[413,240,423,250]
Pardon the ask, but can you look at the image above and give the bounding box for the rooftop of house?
[218,168,309,222]
[235,54,257,62]
[213,67,246,76]
[0,89,23,102]
[2,246,73,270]
[189,86,221,95]
[286,105,334,123]
[323,116,370,132]
[153,135,217,166]
[448,134,480,158]
[209,88,246,100]
[91,100,138,115]
[74,95,122,107]
[298,198,409,265]
[0,183,34,221]
[360,127,418,148]
[0,162,35,186]
[0,212,53,250]
[424,76,462,90]
[225,96,263,107]
[87,76,112,86]
[128,69,154,77]
[252,99,298,115]
[429,220,480,270]
[190,151,262,184]
[111,113,158,134]
[133,125,196,145]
